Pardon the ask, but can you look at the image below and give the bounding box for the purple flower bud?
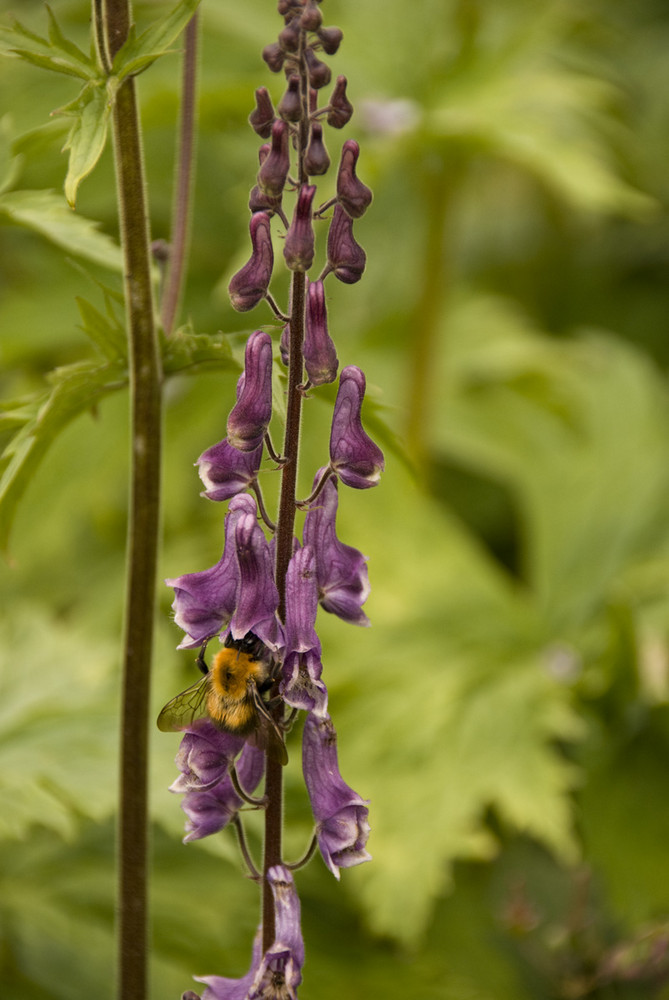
[170,721,244,793]
[317,25,343,55]
[249,87,275,138]
[327,75,353,129]
[227,330,273,452]
[262,41,285,73]
[336,139,372,219]
[278,17,301,53]
[230,501,283,651]
[197,867,304,1000]
[326,203,366,284]
[166,495,256,648]
[280,545,328,716]
[180,741,266,842]
[329,366,384,489]
[277,74,302,123]
[304,280,338,386]
[284,184,316,272]
[279,323,290,367]
[300,1,322,31]
[304,47,331,90]
[228,213,274,312]
[304,121,330,176]
[197,439,263,501]
[257,120,290,199]
[303,472,370,624]
[302,713,371,879]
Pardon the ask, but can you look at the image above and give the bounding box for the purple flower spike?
[228,213,274,312]
[280,545,328,717]
[303,472,370,625]
[284,184,317,272]
[230,501,283,651]
[170,721,244,793]
[326,203,366,284]
[197,439,263,501]
[257,119,290,198]
[166,494,257,648]
[180,742,266,843]
[336,139,372,219]
[302,713,371,879]
[329,366,384,489]
[304,280,338,386]
[227,330,273,452]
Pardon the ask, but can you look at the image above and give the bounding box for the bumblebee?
[157,632,287,765]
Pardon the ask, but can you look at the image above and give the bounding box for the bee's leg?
[196,640,210,675]
[264,698,298,732]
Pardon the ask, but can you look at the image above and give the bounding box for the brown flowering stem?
[160,11,199,334]
[100,3,162,1000]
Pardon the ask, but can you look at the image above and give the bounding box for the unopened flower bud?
[284,184,316,272]
[329,366,384,489]
[228,212,274,312]
[278,0,300,15]
[277,74,302,122]
[262,41,285,73]
[278,17,301,53]
[326,204,366,283]
[304,122,330,176]
[327,75,353,128]
[304,280,338,385]
[248,87,275,138]
[305,47,331,90]
[301,1,323,31]
[336,139,372,218]
[317,25,343,55]
[257,119,290,198]
[227,330,273,452]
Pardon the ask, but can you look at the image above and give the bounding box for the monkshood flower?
[280,545,328,717]
[284,184,317,272]
[166,494,256,648]
[303,472,370,625]
[229,213,274,312]
[197,438,263,501]
[302,712,371,879]
[229,500,283,651]
[179,743,266,843]
[329,366,384,489]
[327,75,353,129]
[227,330,273,452]
[325,203,366,283]
[257,119,290,198]
[336,139,372,219]
[170,721,244,792]
[196,866,304,1000]
[303,280,338,386]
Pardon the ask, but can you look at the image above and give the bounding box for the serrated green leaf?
[0,359,128,553]
[161,326,235,375]
[75,296,127,360]
[60,83,111,208]
[0,14,97,80]
[0,189,122,269]
[112,0,201,81]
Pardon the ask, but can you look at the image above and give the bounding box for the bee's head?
[225,630,264,660]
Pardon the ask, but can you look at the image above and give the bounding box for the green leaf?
[0,359,128,554]
[161,326,235,375]
[112,0,201,81]
[0,11,97,80]
[59,83,111,208]
[0,189,122,269]
[75,296,127,361]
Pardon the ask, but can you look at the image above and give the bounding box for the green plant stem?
[160,11,199,335]
[102,3,162,1000]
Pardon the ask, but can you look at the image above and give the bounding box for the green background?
[2,0,669,997]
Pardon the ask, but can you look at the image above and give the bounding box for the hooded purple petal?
[284,184,316,272]
[326,203,366,284]
[303,280,338,386]
[229,501,284,651]
[166,495,256,648]
[227,330,273,452]
[303,472,370,625]
[228,213,274,312]
[197,439,263,501]
[180,742,266,843]
[280,546,328,716]
[302,712,371,879]
[329,366,384,489]
[336,140,372,219]
[247,866,304,999]
[257,119,290,197]
[170,721,244,793]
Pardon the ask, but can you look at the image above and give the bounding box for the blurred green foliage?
[2,0,669,998]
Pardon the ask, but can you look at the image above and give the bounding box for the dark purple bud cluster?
[164,5,382,995]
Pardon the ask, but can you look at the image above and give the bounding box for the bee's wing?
[157,674,210,732]
[248,683,288,766]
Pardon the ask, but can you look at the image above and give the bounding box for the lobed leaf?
[111,0,201,81]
